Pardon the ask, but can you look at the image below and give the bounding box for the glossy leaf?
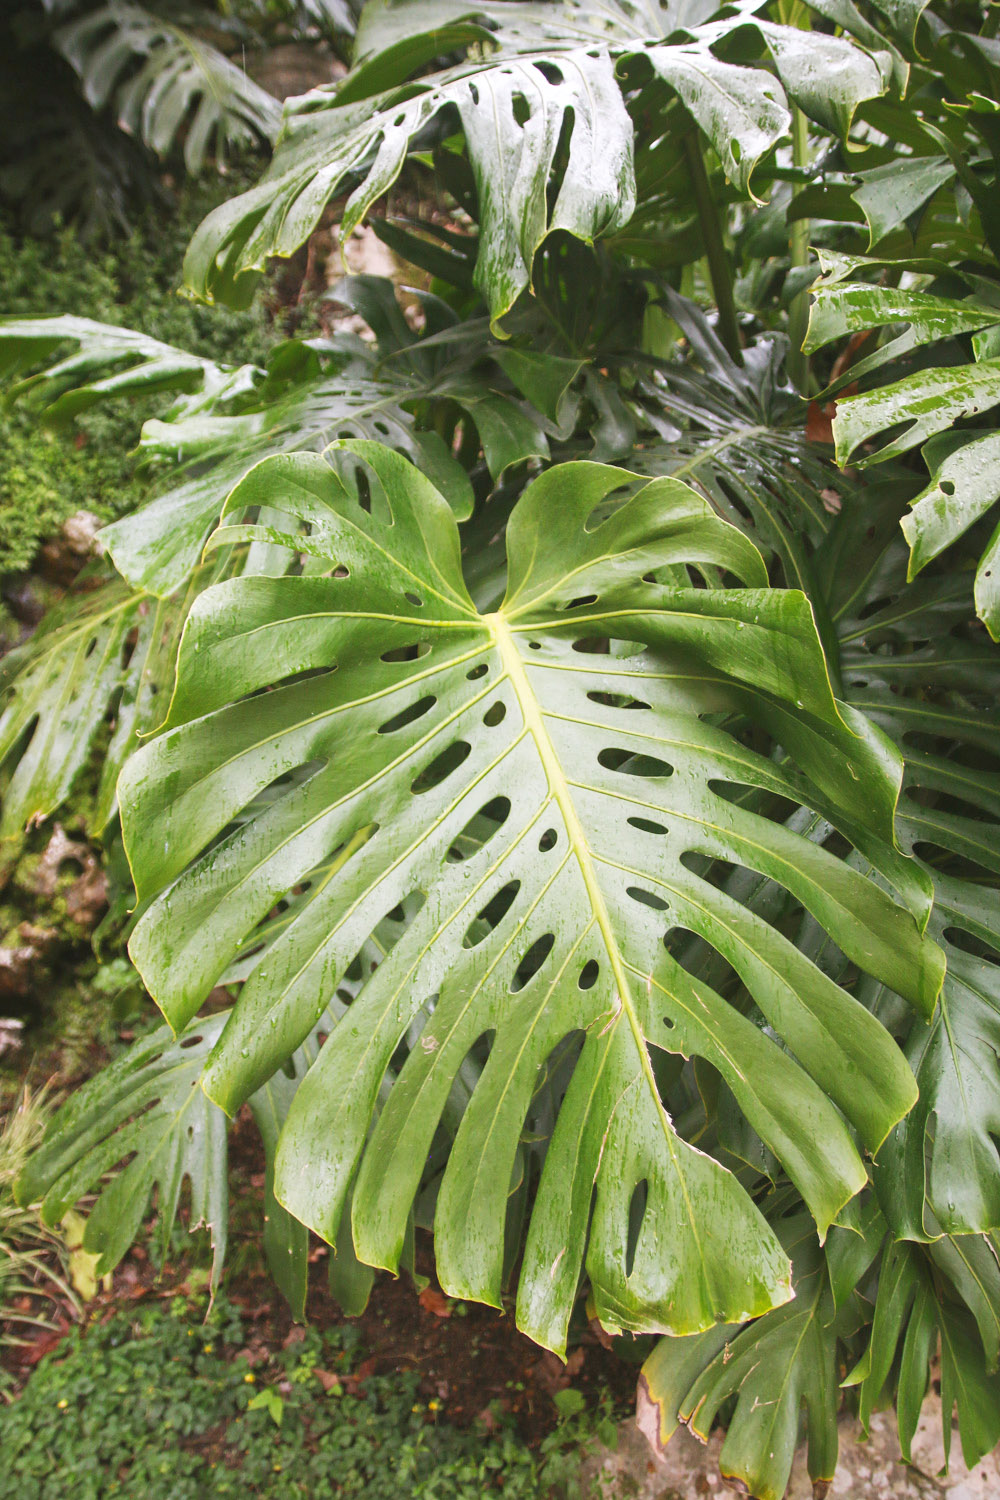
[0,552,264,848]
[819,488,1000,1241]
[644,1217,848,1500]
[851,154,955,247]
[183,2,888,314]
[0,298,551,595]
[808,254,1000,636]
[849,1240,1000,1471]
[902,430,1000,637]
[119,447,939,1355]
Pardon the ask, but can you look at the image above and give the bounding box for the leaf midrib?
[489,610,692,1192]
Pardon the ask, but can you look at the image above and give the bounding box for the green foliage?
[0,179,272,575]
[0,1294,566,1497]
[5,1,1000,1494]
[0,1088,78,1385]
[183,0,893,318]
[0,0,333,239]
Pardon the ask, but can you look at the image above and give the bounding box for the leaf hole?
[578,959,600,990]
[533,60,563,84]
[625,1179,648,1279]
[378,695,436,736]
[483,700,507,727]
[446,796,512,862]
[411,740,471,795]
[381,642,430,663]
[627,816,668,837]
[940,480,955,496]
[538,827,558,852]
[467,662,489,679]
[511,933,556,992]
[587,691,650,711]
[627,885,669,913]
[598,748,673,778]
[462,880,521,948]
[403,591,424,607]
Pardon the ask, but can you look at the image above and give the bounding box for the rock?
[584,1397,1000,1499]
[38,510,102,585]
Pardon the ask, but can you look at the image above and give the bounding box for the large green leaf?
[640,1215,853,1500]
[627,296,845,598]
[184,1,888,317]
[806,255,1000,637]
[818,487,1000,1241]
[119,445,940,1353]
[0,314,247,423]
[847,1239,1000,1472]
[0,570,176,846]
[56,2,281,173]
[0,295,551,595]
[185,48,636,323]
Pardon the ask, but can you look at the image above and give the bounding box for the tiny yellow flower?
[57,1399,68,1410]
[273,1465,283,1473]
[244,1372,256,1384]
[202,1344,214,1354]
[428,1400,442,1412]
[411,1403,422,1412]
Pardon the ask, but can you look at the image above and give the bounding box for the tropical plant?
[4,0,1000,1495]
[0,1088,79,1378]
[0,0,359,237]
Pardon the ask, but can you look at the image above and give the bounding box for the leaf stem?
[681,132,743,366]
[787,104,812,396]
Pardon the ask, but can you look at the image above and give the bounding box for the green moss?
[0,173,277,576]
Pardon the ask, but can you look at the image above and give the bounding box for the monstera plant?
[4,0,1000,1495]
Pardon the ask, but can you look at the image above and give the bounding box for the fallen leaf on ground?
[418,1286,453,1319]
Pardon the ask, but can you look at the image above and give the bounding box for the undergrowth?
[0,172,275,578]
[0,1293,616,1498]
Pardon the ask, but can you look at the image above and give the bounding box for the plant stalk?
[681,131,743,365]
[786,103,812,395]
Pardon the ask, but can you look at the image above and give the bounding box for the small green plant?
[0,1292,592,1498]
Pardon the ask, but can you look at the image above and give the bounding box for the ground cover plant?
[0,1289,620,1498]
[3,0,1000,1495]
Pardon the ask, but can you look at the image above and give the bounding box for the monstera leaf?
[55,2,281,172]
[817,484,1000,1241]
[639,1215,854,1500]
[628,294,848,599]
[15,1009,322,1314]
[0,291,555,595]
[1,571,170,845]
[184,0,889,318]
[806,253,1000,637]
[0,550,268,849]
[118,444,940,1354]
[847,1239,1000,1472]
[0,313,248,423]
